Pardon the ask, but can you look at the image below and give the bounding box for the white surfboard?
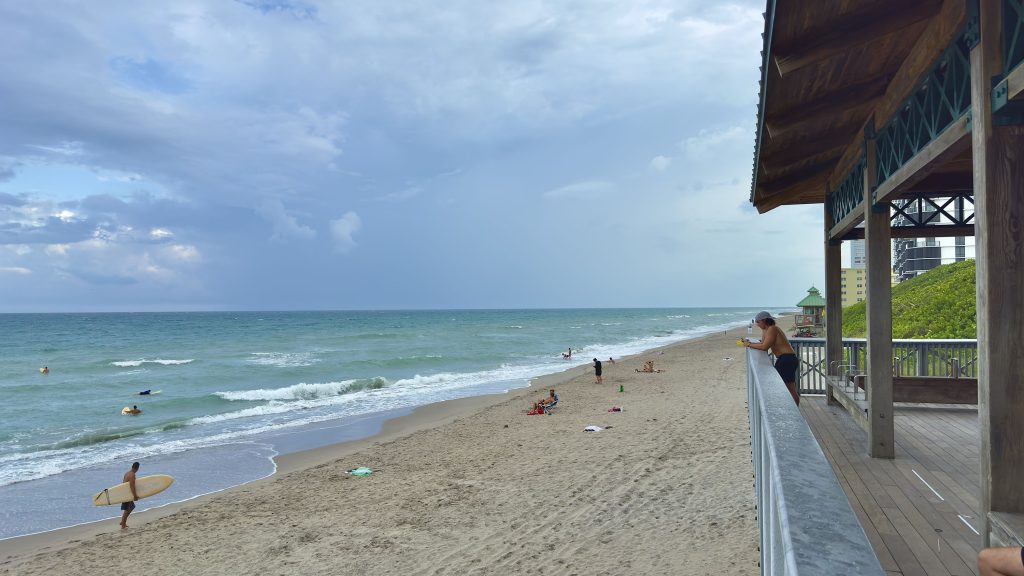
[92,474,174,506]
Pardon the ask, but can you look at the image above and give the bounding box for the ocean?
[0,308,764,540]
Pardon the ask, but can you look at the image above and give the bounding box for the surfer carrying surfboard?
[120,462,140,529]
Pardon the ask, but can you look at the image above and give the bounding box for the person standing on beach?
[120,462,140,529]
[593,358,603,384]
[743,311,799,405]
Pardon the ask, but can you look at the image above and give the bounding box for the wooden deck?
[801,395,982,576]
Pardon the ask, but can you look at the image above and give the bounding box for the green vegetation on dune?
[841,259,976,339]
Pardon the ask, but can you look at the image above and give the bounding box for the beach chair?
[543,393,559,414]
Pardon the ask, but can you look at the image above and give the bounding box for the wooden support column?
[824,202,843,407]
[971,0,1024,545]
[863,133,894,459]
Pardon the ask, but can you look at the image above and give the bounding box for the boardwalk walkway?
[802,396,982,576]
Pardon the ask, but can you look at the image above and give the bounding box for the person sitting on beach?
[635,360,664,373]
[541,389,557,411]
[527,401,545,416]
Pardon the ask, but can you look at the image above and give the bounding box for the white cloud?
[680,125,750,159]
[165,244,200,261]
[329,211,362,253]
[258,199,316,241]
[30,141,85,156]
[56,210,76,221]
[0,266,31,275]
[0,1,790,310]
[649,155,671,172]
[382,186,421,202]
[542,180,614,200]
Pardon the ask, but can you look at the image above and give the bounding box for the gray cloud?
[0,0,814,311]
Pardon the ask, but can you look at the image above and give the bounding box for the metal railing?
[791,337,978,394]
[746,347,884,575]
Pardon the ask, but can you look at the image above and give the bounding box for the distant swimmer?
[562,347,573,359]
[122,405,142,415]
[139,389,151,395]
[40,367,49,374]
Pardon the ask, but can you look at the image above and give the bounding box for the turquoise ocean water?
[0,308,766,539]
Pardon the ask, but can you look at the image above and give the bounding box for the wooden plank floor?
[801,396,982,576]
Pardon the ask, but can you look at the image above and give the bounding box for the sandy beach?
[1,328,759,576]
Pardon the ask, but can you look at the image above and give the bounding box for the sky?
[0,0,828,312]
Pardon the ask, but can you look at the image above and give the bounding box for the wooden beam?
[757,161,833,195]
[848,375,978,404]
[828,198,865,242]
[871,0,967,133]
[754,175,829,213]
[971,0,1024,546]
[863,134,894,459]
[903,171,974,195]
[873,115,972,205]
[773,1,940,76]
[891,376,978,404]
[760,132,851,166]
[842,224,975,240]
[828,0,966,188]
[824,200,843,401]
[765,74,891,137]
[1001,52,1024,104]
[990,513,1024,548]
[826,379,871,430]
[760,143,847,179]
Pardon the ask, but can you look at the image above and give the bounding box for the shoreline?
[1,326,759,575]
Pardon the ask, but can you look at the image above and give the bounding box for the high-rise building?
[849,239,866,269]
[891,197,974,281]
[839,268,866,307]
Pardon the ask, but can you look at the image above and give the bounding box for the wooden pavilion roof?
[750,0,969,214]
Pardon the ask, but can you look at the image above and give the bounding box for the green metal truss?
[1005,0,1024,74]
[826,155,865,227]
[873,27,973,197]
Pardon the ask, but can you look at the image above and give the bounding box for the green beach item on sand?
[346,467,372,476]
[619,384,624,392]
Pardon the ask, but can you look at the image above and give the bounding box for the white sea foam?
[114,369,148,376]
[111,359,194,367]
[216,380,363,402]
[247,352,319,368]
[2,311,761,490]
[189,402,315,425]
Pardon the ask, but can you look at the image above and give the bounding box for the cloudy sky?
[0,0,826,312]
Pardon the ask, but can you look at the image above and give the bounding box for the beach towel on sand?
[584,425,603,432]
[346,467,373,476]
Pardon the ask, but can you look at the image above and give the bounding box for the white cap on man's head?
[754,311,774,322]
